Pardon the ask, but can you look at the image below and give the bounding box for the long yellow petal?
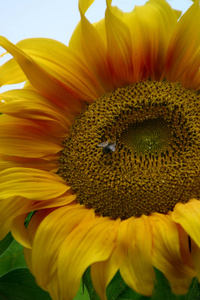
[165,0,200,82]
[0,153,59,173]
[78,0,94,15]
[0,196,34,240]
[119,215,155,296]
[91,219,128,300]
[31,193,76,211]
[190,239,200,281]
[0,57,26,85]
[24,209,54,271]
[0,167,69,200]
[57,214,118,300]
[0,114,62,157]
[29,204,88,292]
[16,38,102,101]
[177,224,194,270]
[181,46,200,90]
[105,1,133,86]
[0,89,67,124]
[0,36,83,113]
[150,213,195,294]
[11,214,31,248]
[0,89,70,136]
[69,1,113,92]
[133,0,179,80]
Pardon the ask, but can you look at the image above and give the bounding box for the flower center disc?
[59,81,200,219]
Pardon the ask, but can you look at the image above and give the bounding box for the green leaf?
[24,211,36,228]
[83,267,200,300]
[0,232,13,256]
[0,238,89,299]
[152,269,200,300]
[74,280,90,300]
[107,271,149,300]
[0,268,51,300]
[0,238,27,276]
[83,268,100,300]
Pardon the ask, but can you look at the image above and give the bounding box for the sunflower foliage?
[83,267,200,300]
[0,233,51,300]
[0,232,199,300]
[0,234,200,300]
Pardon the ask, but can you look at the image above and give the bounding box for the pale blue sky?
[0,0,192,44]
[0,0,192,92]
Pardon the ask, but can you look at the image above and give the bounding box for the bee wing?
[108,142,116,152]
[97,141,109,148]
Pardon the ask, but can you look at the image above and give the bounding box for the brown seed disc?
[58,80,200,219]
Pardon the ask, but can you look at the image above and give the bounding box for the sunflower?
[0,0,200,299]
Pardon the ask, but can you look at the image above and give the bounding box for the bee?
[97,140,116,153]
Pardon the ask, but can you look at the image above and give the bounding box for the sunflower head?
[1,0,200,299]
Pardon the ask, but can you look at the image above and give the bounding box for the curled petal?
[150,213,195,294]
[11,214,31,248]
[0,196,34,240]
[172,199,200,249]
[190,239,200,281]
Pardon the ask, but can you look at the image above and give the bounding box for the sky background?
[0,0,192,92]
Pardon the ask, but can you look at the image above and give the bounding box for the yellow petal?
[181,46,200,90]
[24,209,52,273]
[31,192,76,210]
[78,0,94,15]
[177,224,194,270]
[29,204,88,291]
[0,89,70,137]
[69,2,113,92]
[150,213,195,294]
[0,36,83,114]
[0,167,69,200]
[165,0,200,82]
[91,219,128,300]
[0,196,34,240]
[11,214,31,248]
[0,57,26,85]
[119,215,154,296]
[190,239,200,281]
[57,214,118,300]
[0,114,62,158]
[133,0,179,80]
[24,209,54,271]
[172,199,200,249]
[16,38,102,101]
[0,153,59,173]
[105,2,133,86]
[0,89,67,125]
